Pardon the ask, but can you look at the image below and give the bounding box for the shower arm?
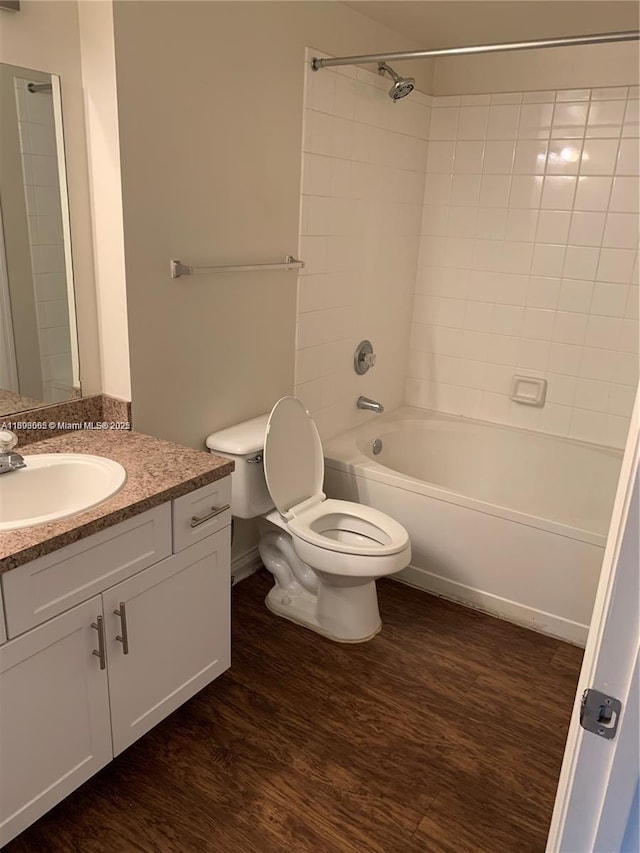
[378,62,399,81]
[311,29,640,71]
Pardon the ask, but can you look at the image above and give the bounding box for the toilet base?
[265,584,381,643]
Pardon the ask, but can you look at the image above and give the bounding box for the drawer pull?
[190,504,230,528]
[91,616,106,670]
[114,602,130,655]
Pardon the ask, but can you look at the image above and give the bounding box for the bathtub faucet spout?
[357,396,384,413]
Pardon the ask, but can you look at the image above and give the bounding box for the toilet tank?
[206,414,273,519]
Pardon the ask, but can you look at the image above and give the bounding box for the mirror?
[0,62,80,418]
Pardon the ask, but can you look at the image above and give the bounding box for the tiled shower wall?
[407,86,639,448]
[296,51,431,439]
[16,77,73,403]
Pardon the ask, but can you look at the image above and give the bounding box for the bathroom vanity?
[0,430,233,846]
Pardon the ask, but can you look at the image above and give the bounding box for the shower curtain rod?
[311,30,640,70]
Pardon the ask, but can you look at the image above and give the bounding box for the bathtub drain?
[372,438,382,455]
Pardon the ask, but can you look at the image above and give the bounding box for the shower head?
[378,62,415,102]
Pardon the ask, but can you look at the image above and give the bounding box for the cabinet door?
[104,527,231,755]
[0,597,112,847]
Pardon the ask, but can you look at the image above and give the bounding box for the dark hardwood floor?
[6,570,583,853]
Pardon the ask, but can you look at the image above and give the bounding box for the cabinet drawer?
[172,477,231,553]
[2,504,172,638]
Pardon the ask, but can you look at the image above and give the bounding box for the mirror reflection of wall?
[0,62,80,416]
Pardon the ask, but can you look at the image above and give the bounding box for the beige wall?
[434,41,640,95]
[0,0,102,395]
[112,0,432,451]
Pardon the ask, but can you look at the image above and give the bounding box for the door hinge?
[579,688,622,740]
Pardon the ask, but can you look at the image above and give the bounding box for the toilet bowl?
[206,397,411,642]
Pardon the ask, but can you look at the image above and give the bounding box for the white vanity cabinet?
[104,529,230,755]
[0,478,231,847]
[0,597,113,845]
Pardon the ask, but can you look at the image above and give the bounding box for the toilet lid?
[264,396,324,515]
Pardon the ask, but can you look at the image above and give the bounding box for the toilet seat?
[288,498,408,556]
[264,397,410,570]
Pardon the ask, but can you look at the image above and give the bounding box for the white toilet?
[206,397,411,642]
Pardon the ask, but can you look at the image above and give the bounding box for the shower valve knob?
[354,340,376,375]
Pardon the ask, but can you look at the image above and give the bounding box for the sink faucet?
[357,396,384,413]
[0,430,26,475]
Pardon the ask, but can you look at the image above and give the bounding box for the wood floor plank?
[5,570,583,853]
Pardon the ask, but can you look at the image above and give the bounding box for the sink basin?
[0,454,127,531]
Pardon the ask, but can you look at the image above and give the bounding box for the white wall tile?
[487,104,520,139]
[480,174,512,207]
[558,278,594,313]
[603,213,639,249]
[585,315,623,350]
[541,176,577,210]
[556,90,590,102]
[518,103,554,136]
[553,311,589,344]
[522,307,555,340]
[531,244,565,277]
[457,105,489,140]
[568,212,606,246]
[450,173,481,206]
[580,138,620,176]
[586,100,626,137]
[483,140,515,174]
[592,87,628,101]
[536,210,570,243]
[510,175,543,208]
[597,248,636,283]
[592,283,630,319]
[552,102,589,137]
[430,106,459,139]
[427,141,455,173]
[546,139,582,174]
[573,176,613,211]
[454,141,484,173]
[299,77,638,449]
[297,66,430,439]
[548,342,583,375]
[623,98,639,136]
[563,245,600,280]
[505,209,538,242]
[514,140,548,174]
[610,176,639,212]
[491,93,522,105]
[616,139,640,175]
[527,276,561,309]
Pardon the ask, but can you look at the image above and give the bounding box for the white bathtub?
[323,407,623,645]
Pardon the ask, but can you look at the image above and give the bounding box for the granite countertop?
[0,430,234,572]
[0,388,46,418]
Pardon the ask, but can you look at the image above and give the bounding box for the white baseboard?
[231,546,262,586]
[395,564,588,647]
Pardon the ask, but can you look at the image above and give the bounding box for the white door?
[104,529,231,755]
[546,390,639,852]
[0,596,112,847]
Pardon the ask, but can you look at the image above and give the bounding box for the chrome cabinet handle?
[190,503,230,528]
[91,616,106,670]
[114,602,130,655]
